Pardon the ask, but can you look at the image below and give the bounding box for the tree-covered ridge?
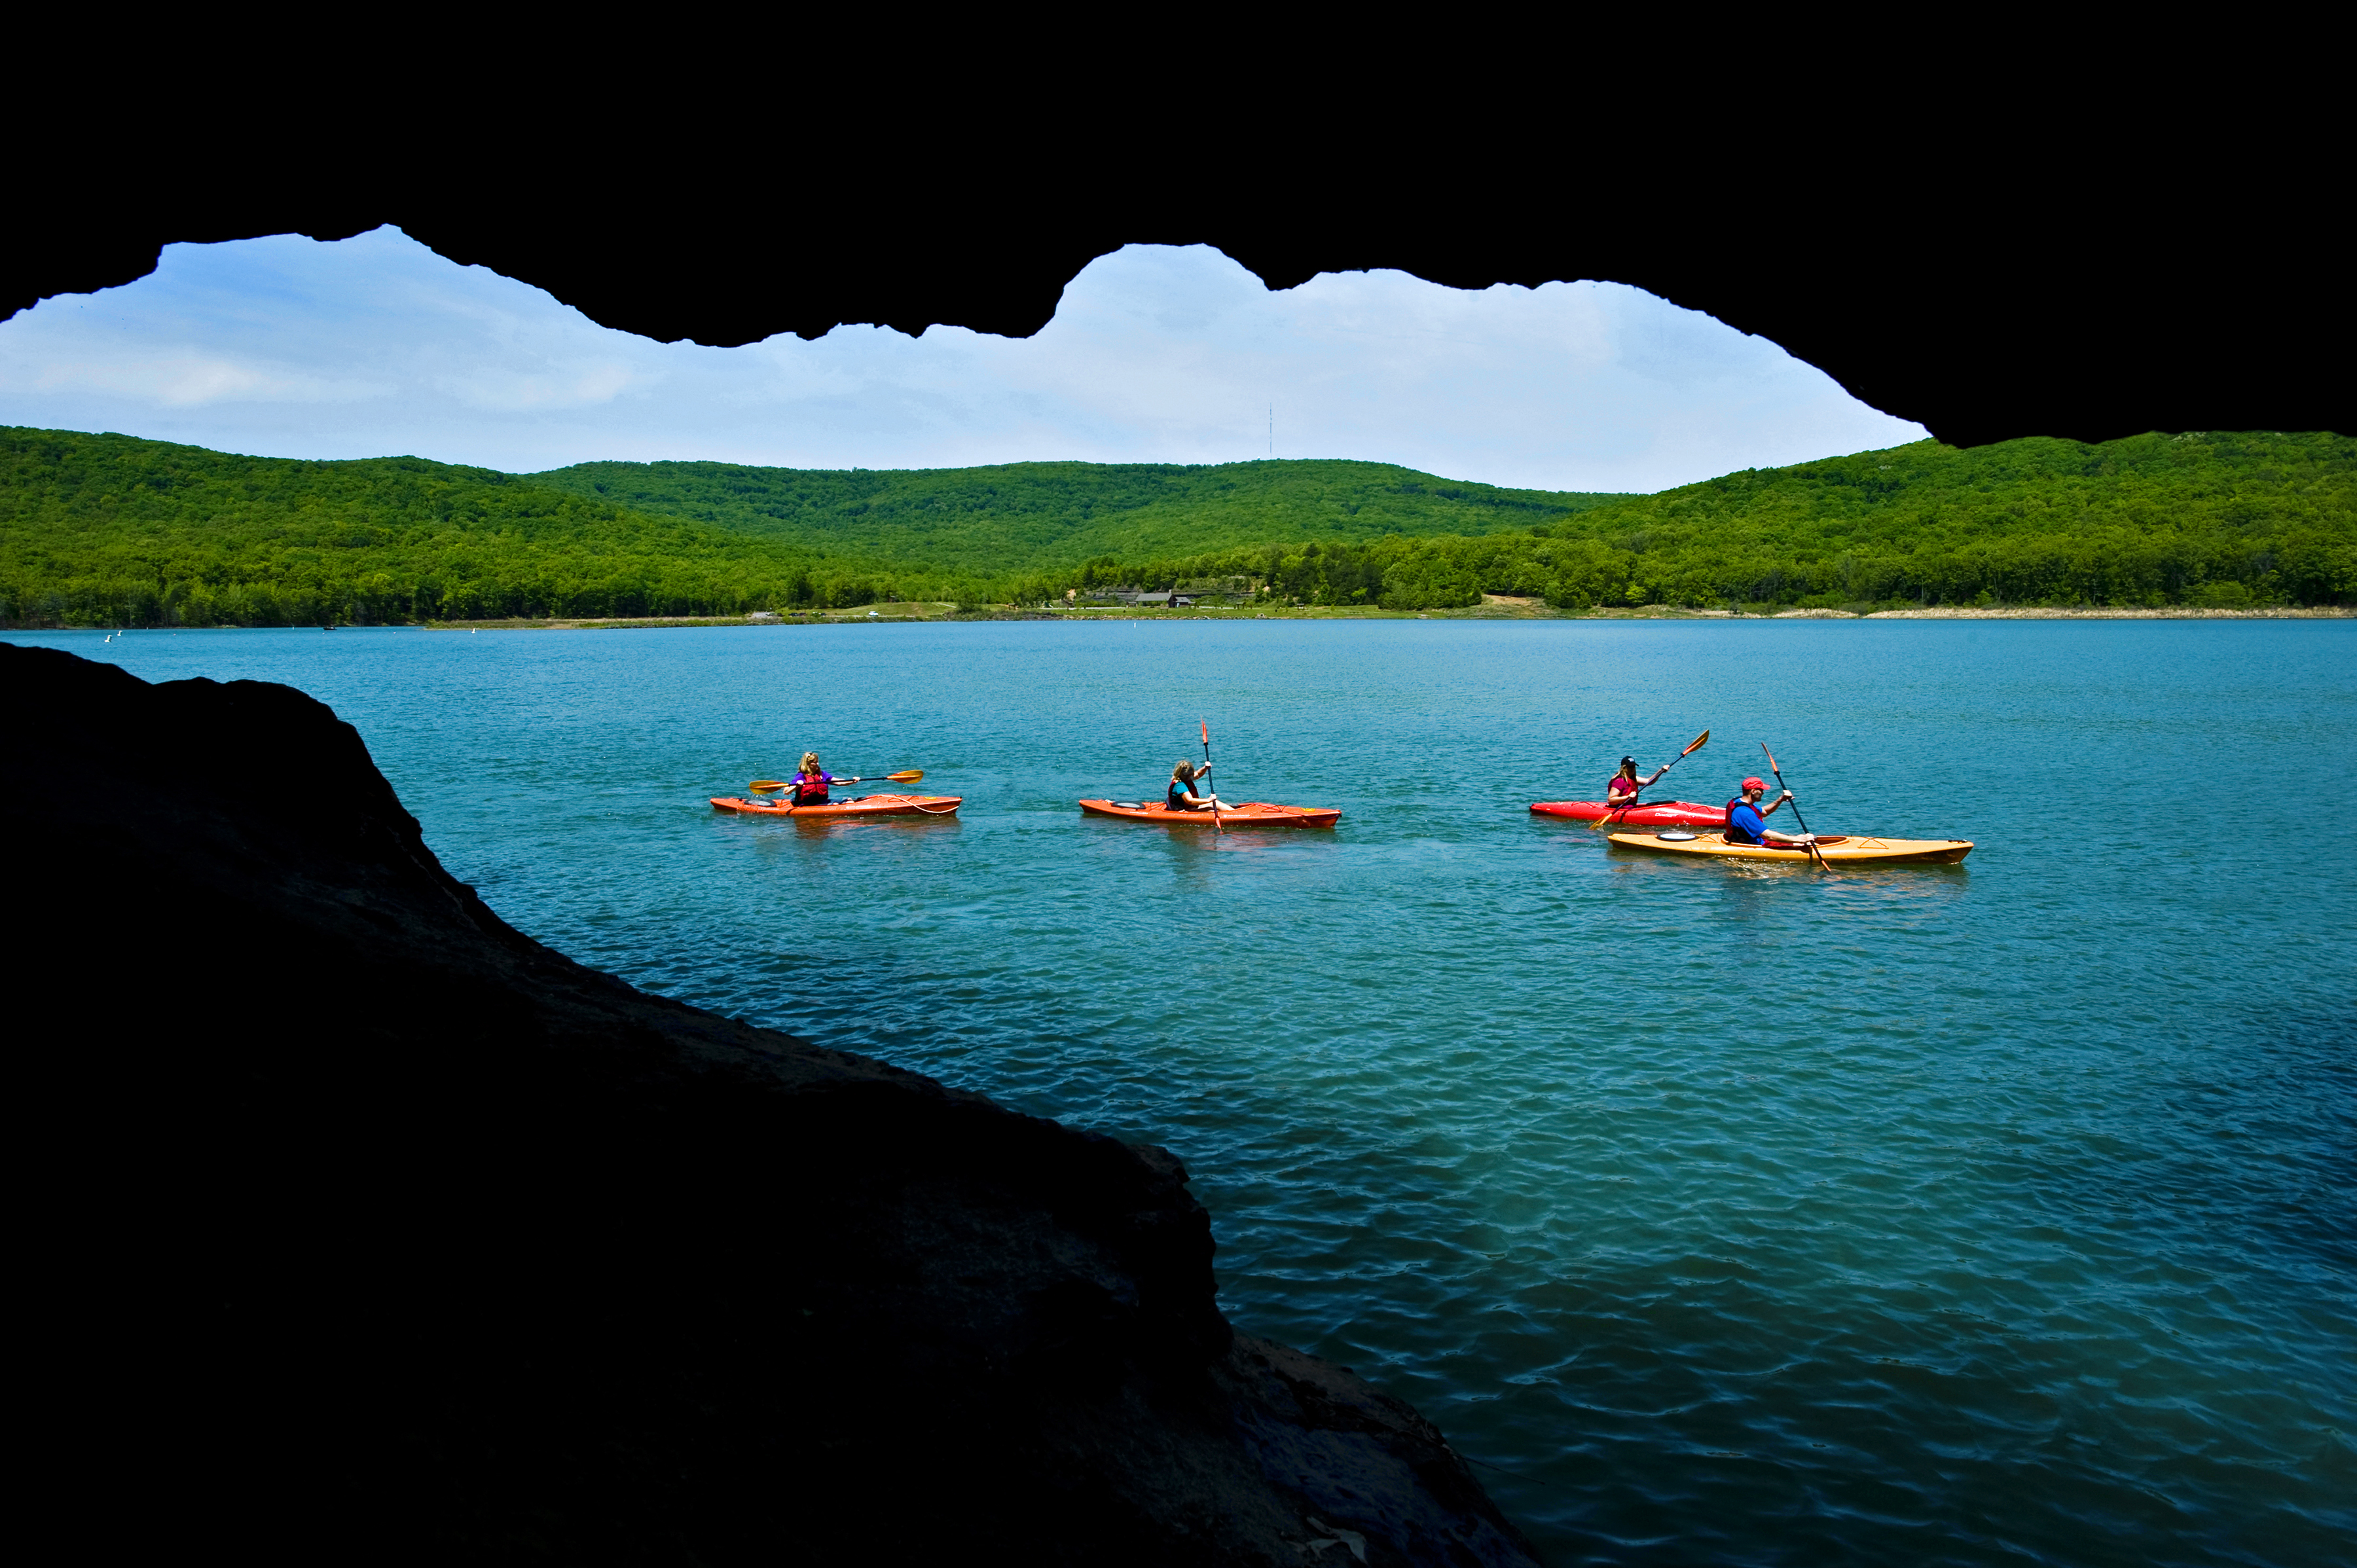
[1,427,2348,627]
[1548,430,2355,607]
[0,429,932,625]
[1074,431,2357,610]
[526,457,1629,572]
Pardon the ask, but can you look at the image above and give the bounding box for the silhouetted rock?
[5,642,1538,1566]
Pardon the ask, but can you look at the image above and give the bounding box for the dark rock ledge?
[5,644,1539,1567]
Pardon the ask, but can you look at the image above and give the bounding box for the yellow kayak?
[1607,830,1972,866]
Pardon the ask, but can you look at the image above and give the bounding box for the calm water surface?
[25,620,2354,1567]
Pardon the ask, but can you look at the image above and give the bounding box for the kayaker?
[1606,756,1670,807]
[791,752,835,806]
[1725,776,1814,847]
[1166,760,1230,812]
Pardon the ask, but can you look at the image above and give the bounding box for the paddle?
[1759,742,1829,870]
[1200,719,1224,834]
[748,769,923,792]
[1591,729,1710,830]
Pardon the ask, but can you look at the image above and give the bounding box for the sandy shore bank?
[411,602,2352,630]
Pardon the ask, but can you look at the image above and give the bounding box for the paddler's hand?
[1780,790,1794,802]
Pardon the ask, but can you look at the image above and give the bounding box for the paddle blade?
[1201,719,1211,746]
[1683,729,1710,756]
[885,769,924,782]
[1760,742,1781,777]
[749,780,788,793]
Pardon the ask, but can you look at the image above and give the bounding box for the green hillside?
[1,426,2348,627]
[0,429,943,626]
[1556,429,2355,608]
[525,458,1628,573]
[1083,431,2357,611]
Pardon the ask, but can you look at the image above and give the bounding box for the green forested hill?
[0,429,936,625]
[2,426,2348,626]
[525,458,1627,573]
[1096,431,2357,610]
[1555,429,2355,608]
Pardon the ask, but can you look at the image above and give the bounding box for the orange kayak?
[710,793,961,818]
[1079,799,1340,829]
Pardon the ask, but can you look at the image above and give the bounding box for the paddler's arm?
[1761,793,1811,845]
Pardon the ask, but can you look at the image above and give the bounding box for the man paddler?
[1725,776,1815,848]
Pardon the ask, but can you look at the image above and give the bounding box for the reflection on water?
[22,619,2354,1568]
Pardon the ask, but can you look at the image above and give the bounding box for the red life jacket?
[793,773,831,805]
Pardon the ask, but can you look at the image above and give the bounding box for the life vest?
[1725,798,1764,844]
[793,773,831,805]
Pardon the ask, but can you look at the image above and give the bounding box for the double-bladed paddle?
[1759,743,1828,870]
[748,769,924,793]
[1591,730,1710,830]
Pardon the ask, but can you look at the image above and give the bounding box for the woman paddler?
[1166,760,1231,813]
[790,752,836,807]
[1605,755,1669,810]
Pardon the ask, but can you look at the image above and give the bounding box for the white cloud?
[30,348,389,407]
[436,361,645,412]
[0,227,1926,491]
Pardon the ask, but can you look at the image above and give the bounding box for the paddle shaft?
[1201,720,1224,833]
[1759,744,1829,869]
[749,768,923,792]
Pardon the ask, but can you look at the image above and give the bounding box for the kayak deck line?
[1078,799,1341,829]
[1607,830,1972,865]
[710,793,962,818]
[1530,799,1728,827]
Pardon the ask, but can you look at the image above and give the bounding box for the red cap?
[1742,776,1766,792]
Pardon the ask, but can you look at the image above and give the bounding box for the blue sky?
[0,227,1925,492]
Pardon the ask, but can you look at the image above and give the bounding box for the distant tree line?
[3,428,2348,627]
[0,430,979,627]
[1033,433,2356,611]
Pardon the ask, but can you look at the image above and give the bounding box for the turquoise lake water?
[21,619,2353,1567]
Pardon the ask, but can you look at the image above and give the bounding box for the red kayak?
[1529,799,1728,828]
[710,793,961,818]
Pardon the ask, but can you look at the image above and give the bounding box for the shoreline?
[415,604,2352,629]
[16,604,2348,636]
